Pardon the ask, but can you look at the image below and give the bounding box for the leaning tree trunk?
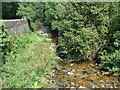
[27,19,34,32]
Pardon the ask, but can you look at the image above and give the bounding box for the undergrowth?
[1,31,60,88]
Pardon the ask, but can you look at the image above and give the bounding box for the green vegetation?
[17,2,119,72]
[99,14,120,72]
[1,29,60,88]
[17,3,36,20]
[1,2,120,88]
[2,2,19,19]
[0,21,10,64]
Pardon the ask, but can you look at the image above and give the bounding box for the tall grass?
[1,31,60,88]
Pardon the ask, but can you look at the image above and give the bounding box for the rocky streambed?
[50,61,120,88]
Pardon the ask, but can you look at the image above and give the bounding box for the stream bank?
[36,24,120,88]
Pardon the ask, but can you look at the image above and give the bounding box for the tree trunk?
[27,19,34,32]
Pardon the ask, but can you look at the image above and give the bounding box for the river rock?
[71,83,75,85]
[70,64,74,67]
[70,87,76,90]
[78,86,86,88]
[92,85,100,88]
[52,70,55,72]
[79,74,87,79]
[102,72,110,76]
[68,72,73,75]
[99,80,104,83]
[50,80,55,84]
[71,69,75,72]
[102,85,105,88]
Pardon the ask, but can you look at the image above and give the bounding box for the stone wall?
[2,19,29,36]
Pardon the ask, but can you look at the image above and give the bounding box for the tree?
[17,3,36,19]
[16,2,120,68]
[46,2,110,61]
[17,3,36,32]
[99,2,120,72]
[2,2,19,19]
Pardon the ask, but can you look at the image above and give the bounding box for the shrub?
[99,14,120,72]
[99,50,120,72]
[17,2,119,71]
[50,2,110,61]
[0,21,10,64]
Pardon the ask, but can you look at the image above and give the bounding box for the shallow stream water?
[50,61,120,88]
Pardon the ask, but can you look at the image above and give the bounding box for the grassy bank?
[1,31,60,88]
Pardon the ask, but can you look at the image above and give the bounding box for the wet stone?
[80,75,87,79]
[92,85,100,88]
[51,81,55,83]
[68,72,74,75]
[78,86,86,88]
[102,72,110,76]
[71,69,75,72]
[71,83,75,85]
[70,64,74,67]
[99,80,104,83]
[102,85,105,88]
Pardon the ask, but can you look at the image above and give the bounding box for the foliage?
[17,3,37,32]
[99,13,120,72]
[2,2,19,19]
[0,21,11,64]
[16,2,120,72]
[34,2,110,61]
[99,50,120,72]
[1,32,60,88]
[17,3,36,19]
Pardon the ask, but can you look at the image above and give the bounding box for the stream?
[50,61,120,88]
[37,24,120,88]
